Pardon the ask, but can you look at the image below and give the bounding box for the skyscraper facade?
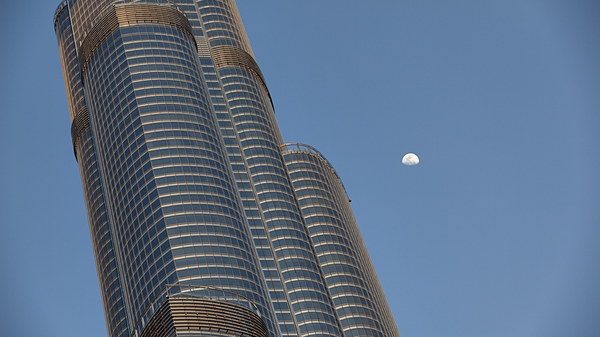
[54,1,400,337]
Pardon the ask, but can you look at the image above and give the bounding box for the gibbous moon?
[402,153,419,166]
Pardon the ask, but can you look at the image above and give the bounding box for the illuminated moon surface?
[402,153,419,166]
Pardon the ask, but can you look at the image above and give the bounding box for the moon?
[402,153,419,166]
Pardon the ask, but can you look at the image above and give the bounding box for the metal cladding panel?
[210,45,274,110]
[79,3,195,83]
[140,296,268,337]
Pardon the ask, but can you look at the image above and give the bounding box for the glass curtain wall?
[55,1,401,337]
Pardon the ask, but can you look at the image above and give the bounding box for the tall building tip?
[53,0,68,32]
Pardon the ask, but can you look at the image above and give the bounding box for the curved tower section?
[193,2,343,337]
[280,144,401,337]
[56,1,279,337]
[54,1,401,337]
[79,1,277,333]
[137,286,268,337]
[55,3,131,337]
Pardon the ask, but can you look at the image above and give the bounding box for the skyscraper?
[54,1,400,337]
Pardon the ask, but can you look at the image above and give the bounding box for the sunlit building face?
[54,1,400,337]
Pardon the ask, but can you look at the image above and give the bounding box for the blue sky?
[1,1,598,336]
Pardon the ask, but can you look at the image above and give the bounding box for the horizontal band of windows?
[128,62,194,77]
[281,269,323,283]
[268,227,308,241]
[130,72,198,87]
[247,156,285,169]
[321,263,362,277]
[271,237,312,251]
[160,205,239,220]
[307,224,346,236]
[257,192,296,205]
[325,274,367,289]
[297,321,340,335]
[264,222,304,236]
[284,278,327,293]
[157,182,235,199]
[253,238,270,246]
[169,244,253,263]
[240,138,278,152]
[244,209,261,218]
[249,174,291,186]
[150,156,230,175]
[277,257,319,273]
[343,327,384,337]
[274,247,314,262]
[298,196,336,208]
[226,90,261,102]
[172,254,251,271]
[200,12,235,24]
[167,224,245,241]
[198,5,234,17]
[318,253,359,267]
[294,187,334,200]
[340,317,381,336]
[154,170,230,187]
[201,19,235,32]
[226,146,241,154]
[124,46,189,60]
[142,120,216,135]
[126,55,196,69]
[262,209,303,222]
[292,179,329,191]
[304,214,344,227]
[227,98,266,111]
[152,167,226,184]
[336,306,380,322]
[230,164,247,173]
[134,91,203,105]
[291,298,334,313]
[260,199,296,213]
[238,131,277,144]
[243,150,280,162]
[174,264,255,280]
[163,213,243,229]
[235,122,277,138]
[250,164,287,177]
[176,277,263,296]
[149,147,221,161]
[290,173,328,187]
[311,233,350,246]
[329,284,370,298]
[223,82,260,95]
[144,128,219,144]
[285,161,322,172]
[231,107,270,121]
[219,68,259,85]
[295,310,339,326]
[301,206,340,219]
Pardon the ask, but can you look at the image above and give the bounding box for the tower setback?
[54,1,401,337]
